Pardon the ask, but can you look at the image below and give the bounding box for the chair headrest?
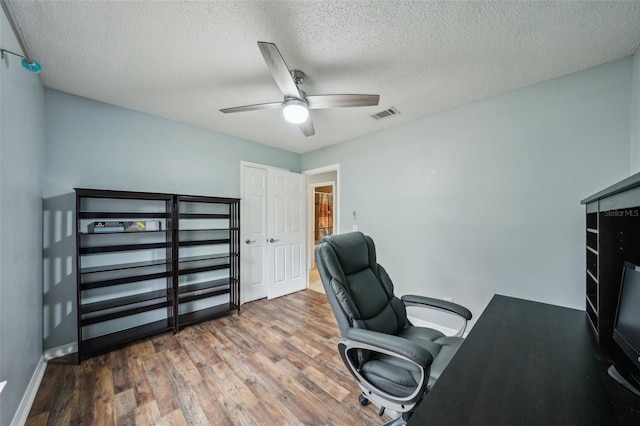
[318,231,373,275]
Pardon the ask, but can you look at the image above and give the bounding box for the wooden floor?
[26,290,388,425]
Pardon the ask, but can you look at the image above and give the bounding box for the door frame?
[303,164,340,275]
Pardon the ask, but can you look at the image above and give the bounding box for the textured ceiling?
[7,1,640,154]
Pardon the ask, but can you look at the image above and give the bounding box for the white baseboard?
[8,343,77,425]
[10,355,47,426]
[43,341,78,361]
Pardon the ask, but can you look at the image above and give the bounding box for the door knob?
[245,239,256,244]
[269,238,280,243]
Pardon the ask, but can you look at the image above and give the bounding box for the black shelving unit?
[175,195,240,330]
[581,171,640,349]
[75,188,240,361]
[75,188,175,361]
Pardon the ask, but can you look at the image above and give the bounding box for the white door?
[267,169,307,299]
[241,165,307,302]
[241,166,267,302]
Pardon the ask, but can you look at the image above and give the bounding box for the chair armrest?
[339,328,433,411]
[343,328,433,368]
[402,294,472,320]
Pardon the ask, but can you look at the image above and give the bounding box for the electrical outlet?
[444,296,453,302]
[352,225,358,231]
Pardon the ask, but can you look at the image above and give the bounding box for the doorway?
[304,165,339,294]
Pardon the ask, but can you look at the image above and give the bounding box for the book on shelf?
[88,221,162,233]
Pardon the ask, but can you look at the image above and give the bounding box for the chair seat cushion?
[360,326,465,397]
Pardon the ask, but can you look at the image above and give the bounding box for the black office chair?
[314,232,472,425]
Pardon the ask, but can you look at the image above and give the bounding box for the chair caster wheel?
[359,394,370,406]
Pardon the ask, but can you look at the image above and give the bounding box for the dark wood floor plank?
[76,356,96,424]
[111,349,131,395]
[27,289,385,425]
[93,359,116,425]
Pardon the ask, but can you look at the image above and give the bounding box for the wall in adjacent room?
[43,89,301,350]
[302,59,631,327]
[0,11,46,426]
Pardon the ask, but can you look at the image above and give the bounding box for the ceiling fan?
[220,42,380,137]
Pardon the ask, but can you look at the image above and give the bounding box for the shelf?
[586,295,598,314]
[75,188,174,201]
[179,278,230,294]
[81,270,172,290]
[178,254,233,274]
[179,228,229,232]
[586,246,598,255]
[179,213,230,219]
[586,303,598,336]
[81,300,171,326]
[81,289,170,314]
[179,253,230,263]
[81,258,171,275]
[178,263,230,275]
[587,269,598,284]
[79,211,170,219]
[586,250,598,277]
[79,230,170,236]
[179,288,230,304]
[586,228,598,234]
[179,239,230,247]
[76,189,240,361]
[81,319,172,358]
[586,212,598,230]
[178,303,234,328]
[177,195,239,203]
[80,241,171,254]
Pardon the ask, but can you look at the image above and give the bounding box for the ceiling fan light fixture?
[283,99,309,124]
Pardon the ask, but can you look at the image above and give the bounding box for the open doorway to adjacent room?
[304,165,339,294]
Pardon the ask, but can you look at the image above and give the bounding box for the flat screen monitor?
[608,261,640,397]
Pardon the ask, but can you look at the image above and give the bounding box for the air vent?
[372,107,399,120]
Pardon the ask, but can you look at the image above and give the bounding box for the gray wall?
[0,10,46,426]
[42,192,76,351]
[631,48,640,173]
[43,89,301,349]
[301,58,632,326]
[44,90,301,199]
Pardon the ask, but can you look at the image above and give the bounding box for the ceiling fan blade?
[219,102,282,114]
[257,41,301,99]
[306,94,380,109]
[299,117,315,137]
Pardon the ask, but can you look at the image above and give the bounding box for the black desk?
[409,295,640,425]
